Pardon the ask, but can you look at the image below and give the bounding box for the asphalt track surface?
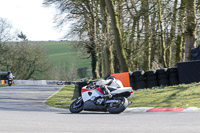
[0,85,200,133]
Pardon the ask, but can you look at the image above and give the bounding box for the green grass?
[32,41,91,79]
[38,41,91,71]
[129,82,200,107]
[0,84,8,87]
[46,82,200,109]
[46,85,79,108]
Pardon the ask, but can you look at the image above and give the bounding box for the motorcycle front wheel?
[69,98,83,113]
[108,97,128,114]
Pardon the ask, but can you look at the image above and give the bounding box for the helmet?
[106,76,115,80]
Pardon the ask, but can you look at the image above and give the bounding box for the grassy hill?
[34,41,91,80]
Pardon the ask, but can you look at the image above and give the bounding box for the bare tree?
[185,0,197,61]
[105,0,129,72]
[3,42,51,80]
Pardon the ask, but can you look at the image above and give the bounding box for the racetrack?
[0,85,200,133]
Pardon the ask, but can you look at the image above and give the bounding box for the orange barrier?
[110,72,131,87]
[1,80,5,84]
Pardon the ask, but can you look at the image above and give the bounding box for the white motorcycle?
[70,78,133,114]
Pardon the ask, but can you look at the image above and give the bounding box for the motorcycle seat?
[107,87,118,92]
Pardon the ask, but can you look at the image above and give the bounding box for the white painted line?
[125,107,154,113]
[183,107,200,112]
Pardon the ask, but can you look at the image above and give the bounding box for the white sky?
[0,0,68,41]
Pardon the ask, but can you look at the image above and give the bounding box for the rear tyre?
[8,81,12,86]
[108,97,128,114]
[69,98,83,113]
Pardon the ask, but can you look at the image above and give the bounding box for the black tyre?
[146,75,157,81]
[69,98,84,113]
[146,80,158,88]
[169,78,179,86]
[8,81,12,86]
[158,79,169,86]
[145,70,156,76]
[133,76,145,82]
[134,80,146,90]
[168,67,177,73]
[108,97,128,114]
[157,74,168,79]
[132,71,145,77]
[156,68,168,74]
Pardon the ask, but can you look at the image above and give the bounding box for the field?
[33,41,91,80]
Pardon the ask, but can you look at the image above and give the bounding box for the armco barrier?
[14,80,48,85]
[14,80,59,85]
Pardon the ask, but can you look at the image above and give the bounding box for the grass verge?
[129,82,200,107]
[46,85,79,108]
[46,82,200,108]
[0,84,8,87]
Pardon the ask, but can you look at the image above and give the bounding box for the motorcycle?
[69,80,133,114]
[8,78,13,86]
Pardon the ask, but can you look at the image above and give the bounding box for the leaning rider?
[95,76,123,98]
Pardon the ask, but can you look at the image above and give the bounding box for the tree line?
[44,0,199,80]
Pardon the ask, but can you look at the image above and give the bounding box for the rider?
[96,76,123,98]
[7,71,15,79]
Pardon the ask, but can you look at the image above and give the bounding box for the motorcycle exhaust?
[105,100,119,104]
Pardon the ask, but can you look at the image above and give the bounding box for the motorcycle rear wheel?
[69,98,83,113]
[8,81,12,86]
[108,97,128,114]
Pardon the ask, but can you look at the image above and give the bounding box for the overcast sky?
[0,0,68,41]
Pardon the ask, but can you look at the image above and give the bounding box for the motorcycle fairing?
[82,87,104,102]
[83,101,107,111]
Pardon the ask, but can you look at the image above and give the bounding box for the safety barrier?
[111,60,200,90]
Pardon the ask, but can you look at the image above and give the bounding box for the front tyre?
[69,98,83,113]
[108,97,128,114]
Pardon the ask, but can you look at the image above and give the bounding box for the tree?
[105,0,129,72]
[0,18,16,70]
[44,0,100,79]
[176,0,186,63]
[185,0,197,61]
[17,31,28,41]
[157,0,167,67]
[6,42,51,79]
[100,0,114,77]
[142,0,151,70]
[0,18,13,42]
[43,0,200,79]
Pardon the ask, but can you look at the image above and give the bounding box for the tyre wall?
[130,71,146,90]
[129,67,179,90]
